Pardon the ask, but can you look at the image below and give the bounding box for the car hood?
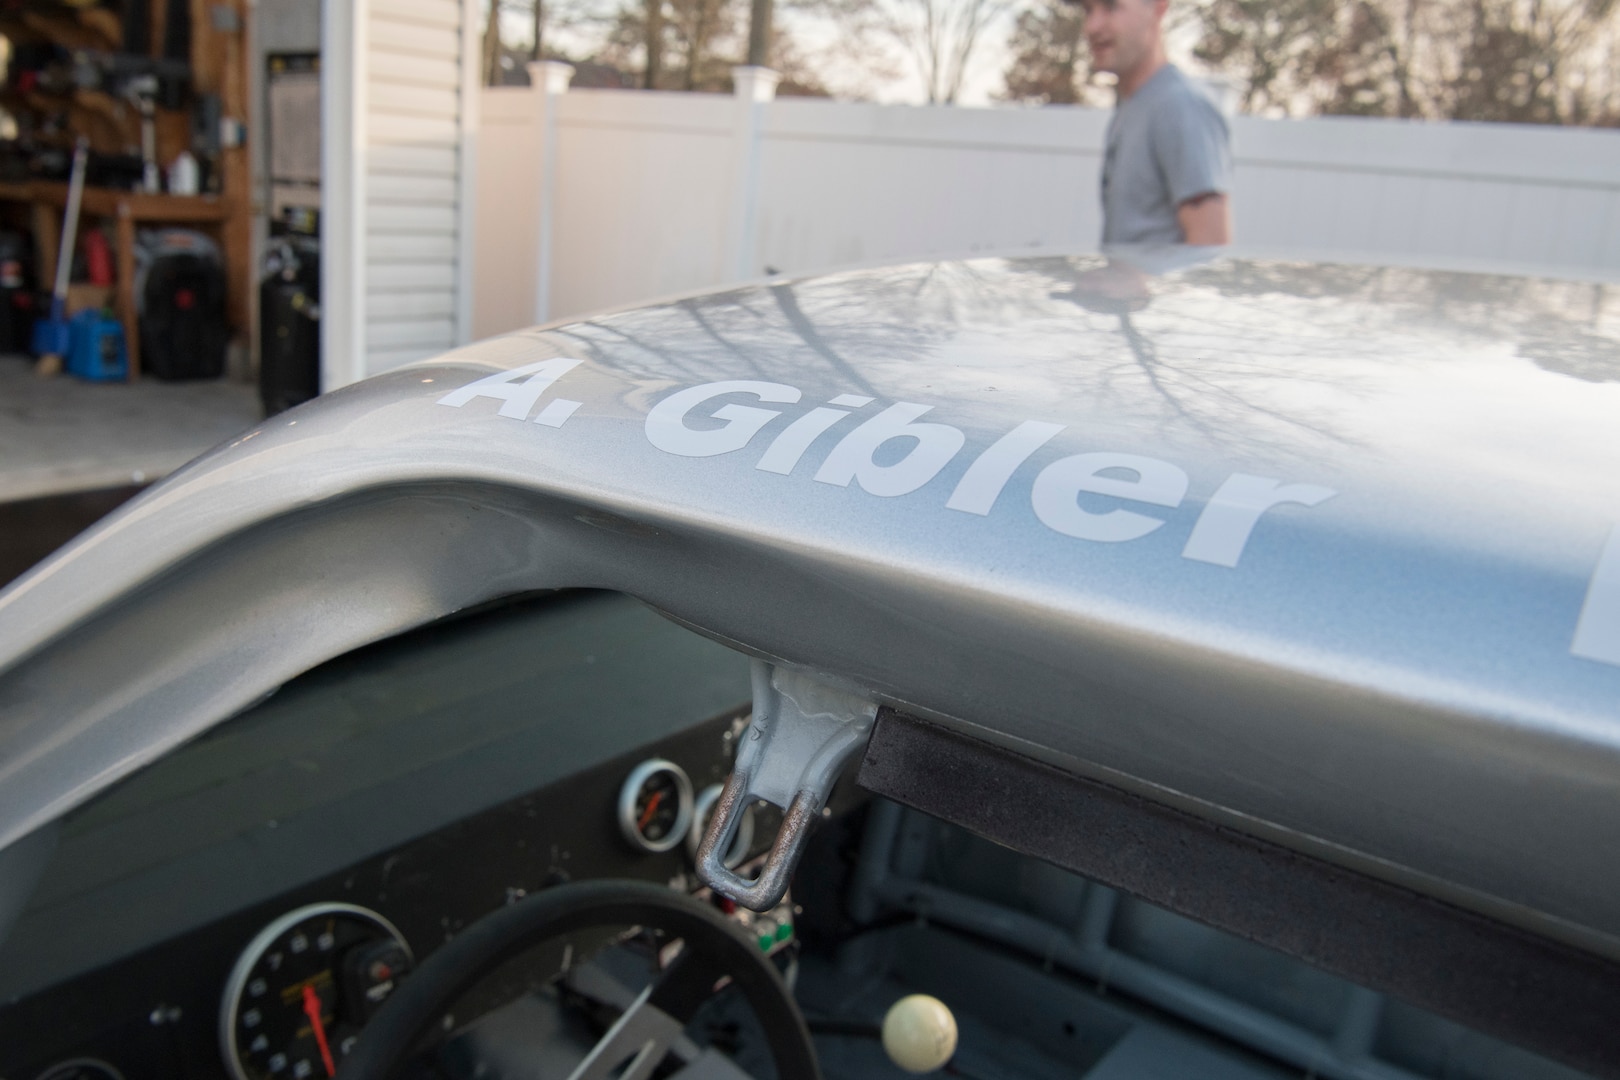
[2,253,1618,956]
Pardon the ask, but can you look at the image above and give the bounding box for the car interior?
[0,590,1597,1080]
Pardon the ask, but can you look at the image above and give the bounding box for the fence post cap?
[732,66,781,104]
[528,60,576,95]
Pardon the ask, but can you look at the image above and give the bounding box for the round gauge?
[618,758,694,853]
[687,783,757,869]
[219,902,413,1080]
[33,1061,124,1080]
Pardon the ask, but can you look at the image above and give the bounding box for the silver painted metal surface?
[699,662,879,908]
[0,254,1617,954]
[688,784,755,870]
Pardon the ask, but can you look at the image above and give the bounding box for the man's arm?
[1178,192,1230,245]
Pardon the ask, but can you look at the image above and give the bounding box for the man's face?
[1082,0,1165,78]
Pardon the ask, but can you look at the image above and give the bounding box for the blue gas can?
[67,309,128,382]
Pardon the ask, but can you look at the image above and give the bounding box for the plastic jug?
[67,308,129,381]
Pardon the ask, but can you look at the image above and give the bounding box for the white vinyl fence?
[474,67,1620,339]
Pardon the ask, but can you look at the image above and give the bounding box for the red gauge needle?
[302,983,337,1078]
[638,790,665,831]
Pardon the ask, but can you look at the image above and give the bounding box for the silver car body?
[1,254,1617,963]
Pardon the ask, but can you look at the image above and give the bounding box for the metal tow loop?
[696,660,878,911]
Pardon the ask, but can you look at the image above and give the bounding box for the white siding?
[366,0,469,376]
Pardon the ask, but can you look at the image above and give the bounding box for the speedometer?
[219,902,412,1080]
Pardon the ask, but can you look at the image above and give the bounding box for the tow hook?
[696,660,878,910]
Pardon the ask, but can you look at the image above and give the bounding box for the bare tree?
[483,0,504,83]
[774,0,906,96]
[747,0,774,63]
[589,0,752,90]
[1191,0,1620,124]
[645,0,667,85]
[882,0,1018,102]
[1000,0,1095,103]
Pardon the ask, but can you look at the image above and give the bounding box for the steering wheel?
[337,879,820,1080]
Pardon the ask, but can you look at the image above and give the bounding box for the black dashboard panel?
[0,592,756,1079]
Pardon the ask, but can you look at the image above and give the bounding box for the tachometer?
[617,758,694,853]
[220,902,412,1080]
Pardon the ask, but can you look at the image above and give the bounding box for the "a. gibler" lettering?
[438,368,1339,571]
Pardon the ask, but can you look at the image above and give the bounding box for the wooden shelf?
[6,181,234,222]
[0,10,120,51]
[0,182,241,381]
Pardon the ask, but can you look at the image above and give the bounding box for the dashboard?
[3,593,1588,1080]
[0,591,778,1080]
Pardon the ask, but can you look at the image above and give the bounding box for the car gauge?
[32,1061,124,1080]
[618,758,694,853]
[219,902,412,1080]
[687,782,756,869]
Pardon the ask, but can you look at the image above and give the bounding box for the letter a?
[436,357,584,420]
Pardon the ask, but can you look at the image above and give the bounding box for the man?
[1081,0,1232,246]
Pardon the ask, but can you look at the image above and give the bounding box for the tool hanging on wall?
[31,137,90,375]
[120,73,163,193]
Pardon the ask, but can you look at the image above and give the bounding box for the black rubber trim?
[856,708,1620,1078]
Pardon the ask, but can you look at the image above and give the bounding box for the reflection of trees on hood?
[1517,324,1620,383]
[1002,258,1370,458]
[530,254,1618,466]
[541,260,1022,393]
[1178,260,1620,386]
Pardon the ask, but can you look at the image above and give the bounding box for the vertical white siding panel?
[456,0,479,344]
[359,0,473,376]
[321,0,369,390]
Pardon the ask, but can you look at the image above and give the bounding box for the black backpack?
[135,228,228,380]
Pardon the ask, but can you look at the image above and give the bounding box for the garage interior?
[0,0,321,586]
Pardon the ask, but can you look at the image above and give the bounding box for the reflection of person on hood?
[1065,259,1152,315]
[1075,0,1232,246]
[1060,245,1219,314]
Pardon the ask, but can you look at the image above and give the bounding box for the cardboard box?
[65,284,113,316]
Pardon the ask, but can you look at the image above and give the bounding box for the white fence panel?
[757,100,1107,276]
[473,82,1620,342]
[1229,113,1620,276]
[473,90,544,342]
[552,92,736,319]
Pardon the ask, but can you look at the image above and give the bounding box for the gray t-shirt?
[1101,65,1232,246]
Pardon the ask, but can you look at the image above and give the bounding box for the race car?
[0,252,1615,1080]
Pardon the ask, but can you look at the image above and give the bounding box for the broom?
[32,138,91,376]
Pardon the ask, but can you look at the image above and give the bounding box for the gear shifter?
[881,994,958,1074]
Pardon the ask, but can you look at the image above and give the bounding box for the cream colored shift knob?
[881,993,958,1073]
